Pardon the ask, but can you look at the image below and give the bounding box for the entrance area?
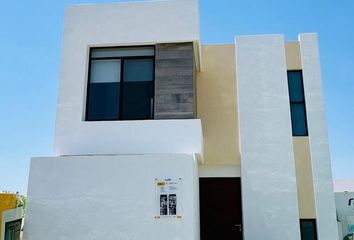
[199,178,243,240]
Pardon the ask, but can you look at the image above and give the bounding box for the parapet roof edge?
[66,0,193,8]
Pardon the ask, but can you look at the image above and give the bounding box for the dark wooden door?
[200,178,243,240]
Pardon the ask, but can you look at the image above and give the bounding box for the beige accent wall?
[286,41,302,70]
[293,137,317,218]
[286,41,316,218]
[196,44,240,165]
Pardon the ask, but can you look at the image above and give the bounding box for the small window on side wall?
[300,219,317,240]
[86,46,155,121]
[287,70,308,136]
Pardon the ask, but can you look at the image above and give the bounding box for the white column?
[299,33,338,240]
[236,34,301,240]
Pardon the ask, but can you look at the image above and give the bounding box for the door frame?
[198,165,241,178]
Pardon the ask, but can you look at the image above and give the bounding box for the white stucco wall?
[24,154,200,240]
[236,34,301,240]
[299,33,339,240]
[55,119,203,157]
[63,0,200,46]
[55,0,201,156]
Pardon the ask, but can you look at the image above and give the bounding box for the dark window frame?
[4,219,22,240]
[85,45,156,121]
[300,219,318,240]
[287,70,309,136]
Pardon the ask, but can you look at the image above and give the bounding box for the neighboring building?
[0,193,24,240]
[334,180,354,240]
[24,1,338,240]
[335,180,354,193]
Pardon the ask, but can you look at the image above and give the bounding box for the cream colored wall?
[286,41,316,219]
[197,44,240,165]
[293,138,317,218]
[286,41,302,70]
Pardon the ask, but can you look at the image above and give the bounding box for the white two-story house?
[24,1,338,240]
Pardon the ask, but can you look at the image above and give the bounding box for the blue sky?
[0,0,353,194]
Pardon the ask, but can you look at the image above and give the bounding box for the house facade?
[0,193,24,240]
[334,180,354,240]
[24,1,338,239]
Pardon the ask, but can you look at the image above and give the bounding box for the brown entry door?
[200,178,243,240]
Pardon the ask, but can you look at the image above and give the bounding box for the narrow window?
[86,46,154,121]
[300,219,317,240]
[87,59,121,121]
[122,59,154,120]
[287,70,308,136]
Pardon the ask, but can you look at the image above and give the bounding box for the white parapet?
[299,33,338,240]
[54,118,203,158]
[25,154,200,240]
[63,0,200,46]
[236,34,301,240]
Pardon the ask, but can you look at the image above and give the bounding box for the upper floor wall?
[54,0,202,157]
[62,0,200,47]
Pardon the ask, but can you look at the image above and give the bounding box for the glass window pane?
[290,103,308,136]
[124,59,154,82]
[288,71,304,102]
[300,220,317,240]
[91,47,154,58]
[87,82,120,120]
[86,59,121,120]
[91,59,121,83]
[121,59,154,120]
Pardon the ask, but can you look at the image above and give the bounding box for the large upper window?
[287,70,308,136]
[86,46,154,121]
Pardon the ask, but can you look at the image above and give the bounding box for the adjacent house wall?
[25,154,200,240]
[236,34,301,240]
[197,44,240,165]
[1,207,24,240]
[0,194,17,239]
[335,192,354,238]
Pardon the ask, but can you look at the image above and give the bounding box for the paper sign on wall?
[155,178,182,218]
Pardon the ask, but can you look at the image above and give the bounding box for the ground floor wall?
[25,155,338,240]
[25,154,200,240]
